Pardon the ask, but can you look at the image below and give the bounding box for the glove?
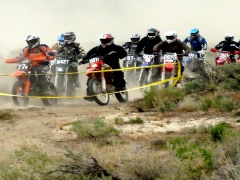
[78,60,87,65]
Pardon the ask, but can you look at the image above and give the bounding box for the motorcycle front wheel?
[88,78,109,106]
[41,82,58,106]
[66,75,76,97]
[55,74,65,96]
[12,81,29,106]
[164,71,172,88]
[139,68,150,92]
[115,88,128,103]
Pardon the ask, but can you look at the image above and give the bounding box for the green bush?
[184,79,206,95]
[210,122,231,142]
[73,118,120,139]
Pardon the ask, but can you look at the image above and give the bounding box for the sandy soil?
[0,54,237,158]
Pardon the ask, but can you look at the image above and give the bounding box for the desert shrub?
[178,96,200,112]
[73,118,120,139]
[200,92,238,112]
[184,79,207,95]
[127,117,144,124]
[0,144,60,179]
[210,122,232,142]
[143,87,184,112]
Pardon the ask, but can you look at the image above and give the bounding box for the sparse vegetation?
[2,63,240,179]
[72,117,120,139]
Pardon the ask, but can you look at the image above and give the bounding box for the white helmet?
[99,33,114,47]
[130,33,140,43]
[25,34,40,49]
[165,31,177,43]
[224,33,234,42]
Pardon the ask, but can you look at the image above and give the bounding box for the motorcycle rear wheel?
[41,82,58,106]
[12,81,29,106]
[88,78,109,106]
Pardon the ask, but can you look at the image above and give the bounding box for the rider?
[52,33,65,53]
[135,28,162,80]
[135,28,162,55]
[17,34,55,95]
[153,31,191,76]
[56,31,86,88]
[122,33,141,67]
[79,33,127,101]
[50,33,65,74]
[214,33,240,63]
[183,28,207,60]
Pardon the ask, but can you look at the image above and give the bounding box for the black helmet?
[63,32,76,44]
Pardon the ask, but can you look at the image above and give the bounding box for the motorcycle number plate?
[126,56,134,61]
[219,53,229,59]
[143,54,154,63]
[163,54,177,61]
[89,57,100,63]
[55,59,70,64]
[17,63,29,70]
[56,67,63,72]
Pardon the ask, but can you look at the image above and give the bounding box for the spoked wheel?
[115,88,128,103]
[88,78,109,106]
[139,69,149,92]
[56,74,65,96]
[164,71,172,88]
[66,76,76,97]
[41,82,58,106]
[12,81,29,106]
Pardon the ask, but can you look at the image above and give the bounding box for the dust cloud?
[0,0,239,104]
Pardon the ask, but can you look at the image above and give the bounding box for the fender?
[13,71,27,77]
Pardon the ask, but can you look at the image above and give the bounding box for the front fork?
[101,67,107,92]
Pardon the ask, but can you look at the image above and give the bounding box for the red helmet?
[99,33,114,47]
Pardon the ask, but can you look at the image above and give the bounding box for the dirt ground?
[0,54,237,159]
[0,88,238,160]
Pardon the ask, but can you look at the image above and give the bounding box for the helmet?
[25,34,40,49]
[99,33,114,47]
[63,32,76,44]
[165,31,177,44]
[130,33,140,43]
[225,33,234,42]
[190,28,199,39]
[147,28,159,40]
[58,34,64,45]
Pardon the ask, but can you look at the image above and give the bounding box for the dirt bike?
[210,48,232,67]
[85,55,128,106]
[124,53,142,86]
[5,58,58,106]
[51,55,80,96]
[138,54,158,91]
[182,51,204,79]
[160,52,180,88]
